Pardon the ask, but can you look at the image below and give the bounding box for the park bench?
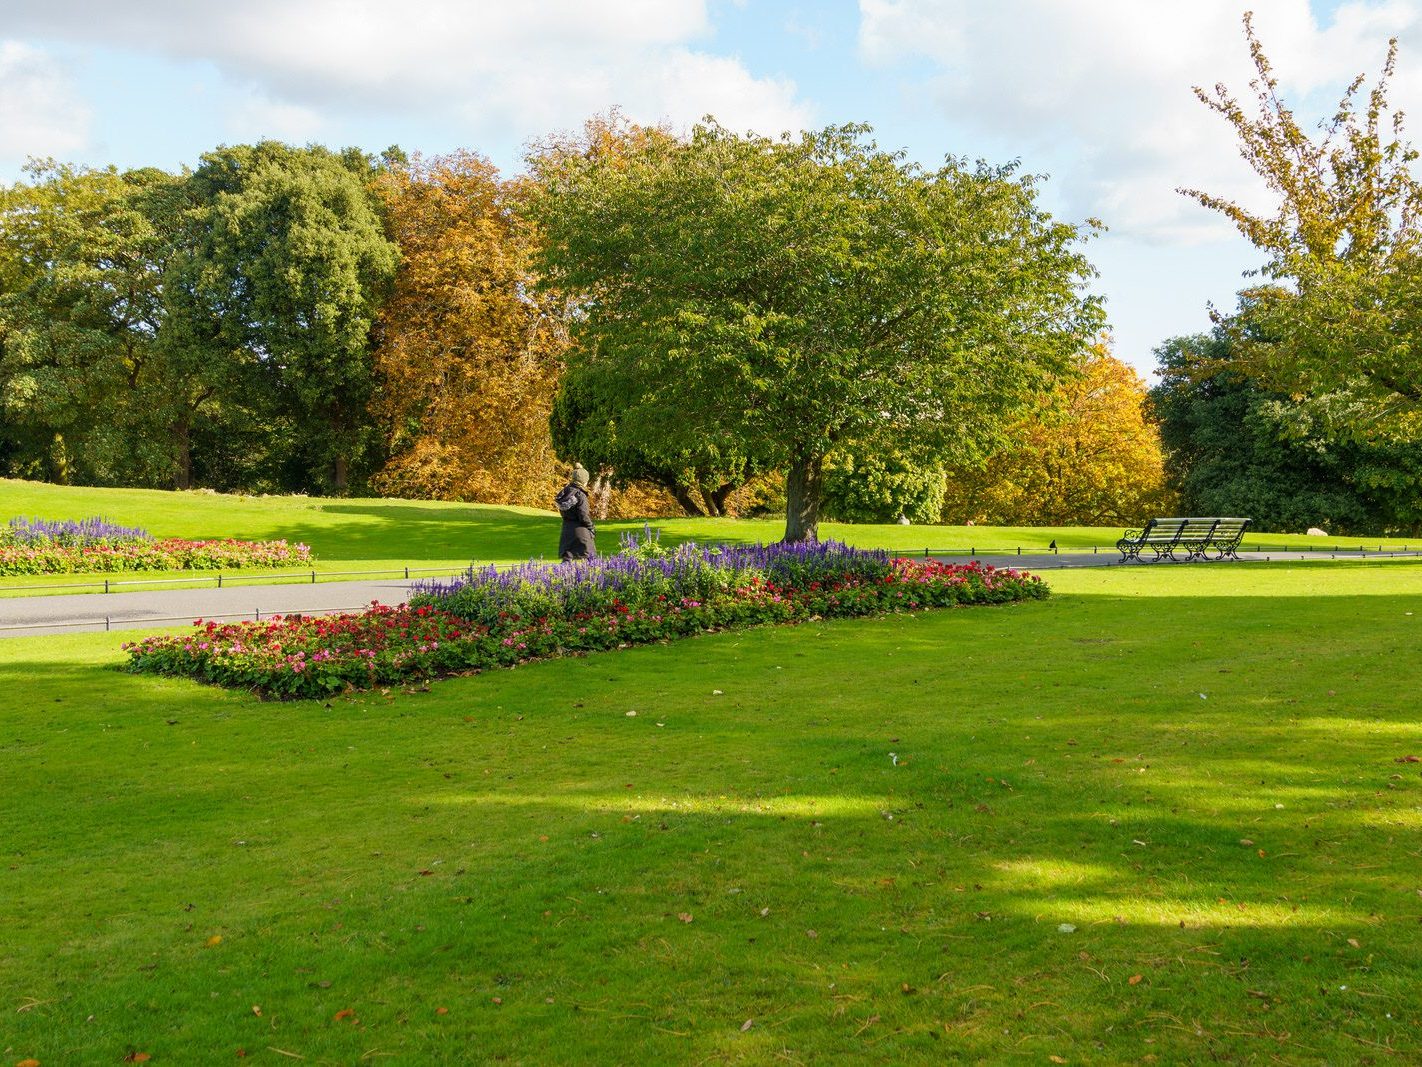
[1116,517,1251,563]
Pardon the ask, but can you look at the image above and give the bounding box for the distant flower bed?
[0,516,312,575]
[123,541,1048,699]
[2,515,152,546]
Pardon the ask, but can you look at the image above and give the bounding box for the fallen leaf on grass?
[207,935,222,947]
[1239,839,1255,847]
[806,929,819,938]
[123,1054,151,1063]
[1128,975,1143,985]
[677,913,694,923]
[333,1009,356,1021]
[1050,1057,1068,1064]
[1347,938,1361,948]
[251,1005,262,1016]
[435,1006,449,1016]
[1396,755,1421,763]
[491,997,502,1005]
[16,1060,41,1067]
[740,1019,753,1032]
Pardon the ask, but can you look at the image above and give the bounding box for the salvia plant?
[2,516,153,546]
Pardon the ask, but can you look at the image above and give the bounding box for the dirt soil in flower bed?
[122,557,1047,699]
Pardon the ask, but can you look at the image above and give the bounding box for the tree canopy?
[939,344,1171,526]
[370,151,565,506]
[528,120,1103,541]
[1183,14,1422,444]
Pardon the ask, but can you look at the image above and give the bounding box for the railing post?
[104,578,109,594]
[311,571,317,584]
[217,574,223,588]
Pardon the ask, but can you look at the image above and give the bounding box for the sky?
[2,0,1419,376]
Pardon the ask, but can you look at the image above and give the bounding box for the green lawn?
[3,560,1421,1062]
[4,477,1417,598]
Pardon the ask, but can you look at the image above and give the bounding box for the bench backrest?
[1147,517,1250,544]
[1139,518,1189,543]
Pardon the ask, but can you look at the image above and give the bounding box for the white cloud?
[858,0,1422,243]
[225,92,325,144]
[3,1,813,154]
[0,41,91,163]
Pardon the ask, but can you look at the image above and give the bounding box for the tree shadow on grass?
[5,585,1422,1061]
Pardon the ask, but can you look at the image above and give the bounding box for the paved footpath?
[2,549,1418,639]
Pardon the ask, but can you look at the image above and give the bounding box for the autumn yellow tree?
[371,151,565,505]
[940,345,1172,525]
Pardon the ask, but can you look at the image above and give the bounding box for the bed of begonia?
[0,515,311,575]
[123,540,1048,699]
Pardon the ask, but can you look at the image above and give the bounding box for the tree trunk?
[49,433,70,485]
[783,451,823,543]
[172,419,193,491]
[671,485,706,517]
[590,474,613,520]
[704,481,736,518]
[333,454,349,492]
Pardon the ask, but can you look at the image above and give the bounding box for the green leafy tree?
[1183,14,1422,443]
[821,447,945,524]
[170,142,399,492]
[0,161,202,486]
[1151,320,1422,534]
[550,358,763,516]
[528,120,1103,541]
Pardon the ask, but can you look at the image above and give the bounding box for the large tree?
[169,142,398,492]
[1182,14,1422,443]
[370,151,565,505]
[0,161,204,486]
[1151,318,1422,535]
[528,121,1103,541]
[939,344,1171,526]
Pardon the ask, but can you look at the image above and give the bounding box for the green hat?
[572,464,590,487]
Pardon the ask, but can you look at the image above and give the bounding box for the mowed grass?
[2,561,1421,1063]
[3,477,1416,598]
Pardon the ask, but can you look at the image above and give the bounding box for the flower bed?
[0,515,312,575]
[123,543,1048,699]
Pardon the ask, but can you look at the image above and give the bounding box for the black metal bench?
[1117,517,1251,563]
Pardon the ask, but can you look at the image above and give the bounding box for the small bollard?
[1017,546,1021,556]
[971,546,975,557]
[104,578,109,594]
[105,616,110,632]
[311,570,317,584]
[405,566,410,579]
[217,574,223,588]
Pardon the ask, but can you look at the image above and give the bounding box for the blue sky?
[2,0,1417,375]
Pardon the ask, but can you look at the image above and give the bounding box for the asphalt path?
[4,547,1419,639]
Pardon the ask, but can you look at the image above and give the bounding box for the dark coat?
[555,483,596,561]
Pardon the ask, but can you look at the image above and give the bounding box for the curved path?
[3,548,1419,639]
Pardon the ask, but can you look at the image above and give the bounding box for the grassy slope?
[2,561,1421,1062]
[3,477,1415,596]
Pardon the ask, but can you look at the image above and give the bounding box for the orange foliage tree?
[371,151,566,505]
[940,345,1173,525]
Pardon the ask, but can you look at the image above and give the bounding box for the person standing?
[555,464,597,562]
